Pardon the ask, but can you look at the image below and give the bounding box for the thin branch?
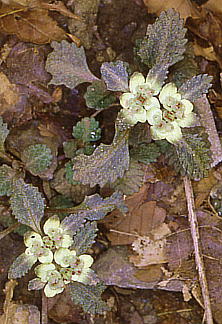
[41,292,48,324]
[183,176,214,324]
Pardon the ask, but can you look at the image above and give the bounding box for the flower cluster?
[119,72,196,143]
[25,215,94,297]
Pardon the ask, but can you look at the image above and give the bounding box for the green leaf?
[135,9,187,69]
[112,160,144,195]
[10,179,45,233]
[170,43,199,88]
[8,253,36,279]
[130,142,161,164]
[72,126,130,187]
[61,191,127,234]
[63,140,77,159]
[72,117,101,143]
[69,282,109,314]
[167,127,212,180]
[178,74,213,102]
[0,116,9,152]
[72,221,98,255]
[0,164,15,196]
[84,80,116,110]
[65,161,79,185]
[100,60,129,92]
[46,40,99,89]
[22,144,53,176]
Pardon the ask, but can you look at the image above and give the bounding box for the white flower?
[146,106,162,125]
[71,254,94,284]
[24,231,53,264]
[43,215,73,249]
[120,104,147,125]
[120,72,161,109]
[54,248,77,267]
[150,120,183,144]
[35,263,65,298]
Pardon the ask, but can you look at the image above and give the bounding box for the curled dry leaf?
[0,72,20,115]
[0,5,65,44]
[143,0,200,20]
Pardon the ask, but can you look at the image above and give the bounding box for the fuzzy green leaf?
[63,140,77,159]
[8,253,36,279]
[0,164,15,196]
[10,179,45,233]
[72,117,101,143]
[135,9,187,69]
[22,144,53,175]
[46,40,99,89]
[72,221,98,255]
[72,127,130,187]
[0,116,9,152]
[84,80,116,110]
[69,282,108,314]
[100,60,129,92]
[61,191,127,234]
[170,43,199,87]
[130,142,161,164]
[179,74,213,101]
[112,160,144,195]
[167,127,212,180]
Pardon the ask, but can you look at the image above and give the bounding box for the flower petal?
[24,231,43,247]
[180,99,193,114]
[144,96,160,111]
[54,248,72,267]
[119,93,135,109]
[146,107,162,125]
[129,72,145,93]
[145,75,162,95]
[43,215,60,235]
[35,263,55,282]
[159,83,181,109]
[44,283,64,298]
[55,234,73,249]
[71,269,93,284]
[176,112,196,127]
[79,254,94,268]
[38,249,53,264]
[165,122,182,143]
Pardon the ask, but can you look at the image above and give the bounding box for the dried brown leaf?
[0,5,65,44]
[0,72,20,115]
[143,0,200,20]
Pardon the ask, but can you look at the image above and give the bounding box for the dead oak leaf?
[143,0,200,20]
[0,5,65,44]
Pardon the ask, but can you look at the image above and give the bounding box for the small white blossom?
[24,231,53,264]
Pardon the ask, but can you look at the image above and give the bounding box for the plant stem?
[41,292,48,324]
[183,176,213,324]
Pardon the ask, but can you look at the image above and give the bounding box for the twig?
[183,176,214,324]
[0,223,20,240]
[41,292,48,324]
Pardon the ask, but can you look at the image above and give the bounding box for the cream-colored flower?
[24,231,53,264]
[71,254,94,284]
[159,83,182,110]
[43,215,73,249]
[120,104,147,125]
[146,106,162,125]
[54,248,77,267]
[150,120,182,144]
[35,263,65,297]
[120,72,161,110]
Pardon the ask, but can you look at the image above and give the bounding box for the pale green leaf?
[130,143,161,164]
[135,9,187,69]
[179,74,213,101]
[0,164,15,196]
[167,127,212,180]
[10,179,45,233]
[0,116,9,152]
[84,80,116,110]
[8,253,36,279]
[46,40,99,89]
[72,221,98,255]
[100,60,129,92]
[69,282,108,314]
[22,144,53,176]
[112,160,144,195]
[72,127,130,187]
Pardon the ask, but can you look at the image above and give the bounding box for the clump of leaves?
[84,80,116,110]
